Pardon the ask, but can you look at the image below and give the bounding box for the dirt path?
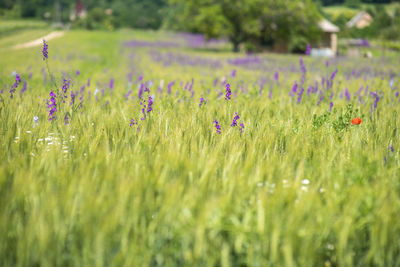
[13,31,65,50]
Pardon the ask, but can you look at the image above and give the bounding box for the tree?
[170,0,321,52]
[169,0,261,52]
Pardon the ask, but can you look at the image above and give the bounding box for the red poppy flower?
[351,117,362,125]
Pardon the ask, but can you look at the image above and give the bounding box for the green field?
[1,29,400,266]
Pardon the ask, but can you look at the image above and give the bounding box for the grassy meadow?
[1,29,400,266]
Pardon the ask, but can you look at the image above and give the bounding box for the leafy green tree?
[170,0,321,52]
[259,0,322,52]
[169,0,261,52]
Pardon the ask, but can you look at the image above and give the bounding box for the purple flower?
[20,81,27,95]
[199,97,206,107]
[370,91,380,112]
[360,39,370,47]
[297,87,304,103]
[231,113,240,127]
[167,81,175,94]
[329,101,333,111]
[144,86,150,93]
[306,44,311,55]
[390,77,394,89]
[389,145,394,153]
[300,58,306,74]
[42,39,48,60]
[48,91,57,121]
[130,118,136,127]
[239,122,244,134]
[231,69,236,77]
[214,120,222,134]
[316,92,324,106]
[64,115,69,125]
[9,73,21,98]
[109,78,114,89]
[62,79,70,102]
[289,81,297,97]
[274,72,279,84]
[345,88,351,102]
[213,78,218,87]
[138,84,144,99]
[33,116,39,128]
[330,69,338,80]
[76,70,80,76]
[147,95,153,113]
[70,90,76,106]
[225,83,232,100]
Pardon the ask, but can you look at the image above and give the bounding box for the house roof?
[346,11,372,28]
[318,19,339,33]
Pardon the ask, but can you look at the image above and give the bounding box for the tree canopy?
[171,0,322,52]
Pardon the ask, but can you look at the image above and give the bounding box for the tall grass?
[0,29,399,266]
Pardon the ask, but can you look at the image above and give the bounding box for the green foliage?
[312,111,330,129]
[171,0,322,52]
[313,105,362,135]
[345,0,362,8]
[331,104,359,133]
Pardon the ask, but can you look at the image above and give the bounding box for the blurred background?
[1,0,400,55]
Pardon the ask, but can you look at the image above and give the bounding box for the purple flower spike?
[231,113,240,127]
[76,70,80,76]
[231,69,236,77]
[70,90,76,106]
[274,72,279,84]
[62,79,70,103]
[48,91,57,121]
[297,87,304,103]
[199,97,206,107]
[289,81,297,97]
[239,122,244,134]
[300,58,306,74]
[345,88,351,102]
[42,39,48,60]
[225,83,232,100]
[329,101,333,111]
[9,73,21,98]
[306,44,311,55]
[130,118,136,127]
[389,145,394,153]
[214,120,222,134]
[64,115,69,125]
[147,95,153,113]
[330,69,338,80]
